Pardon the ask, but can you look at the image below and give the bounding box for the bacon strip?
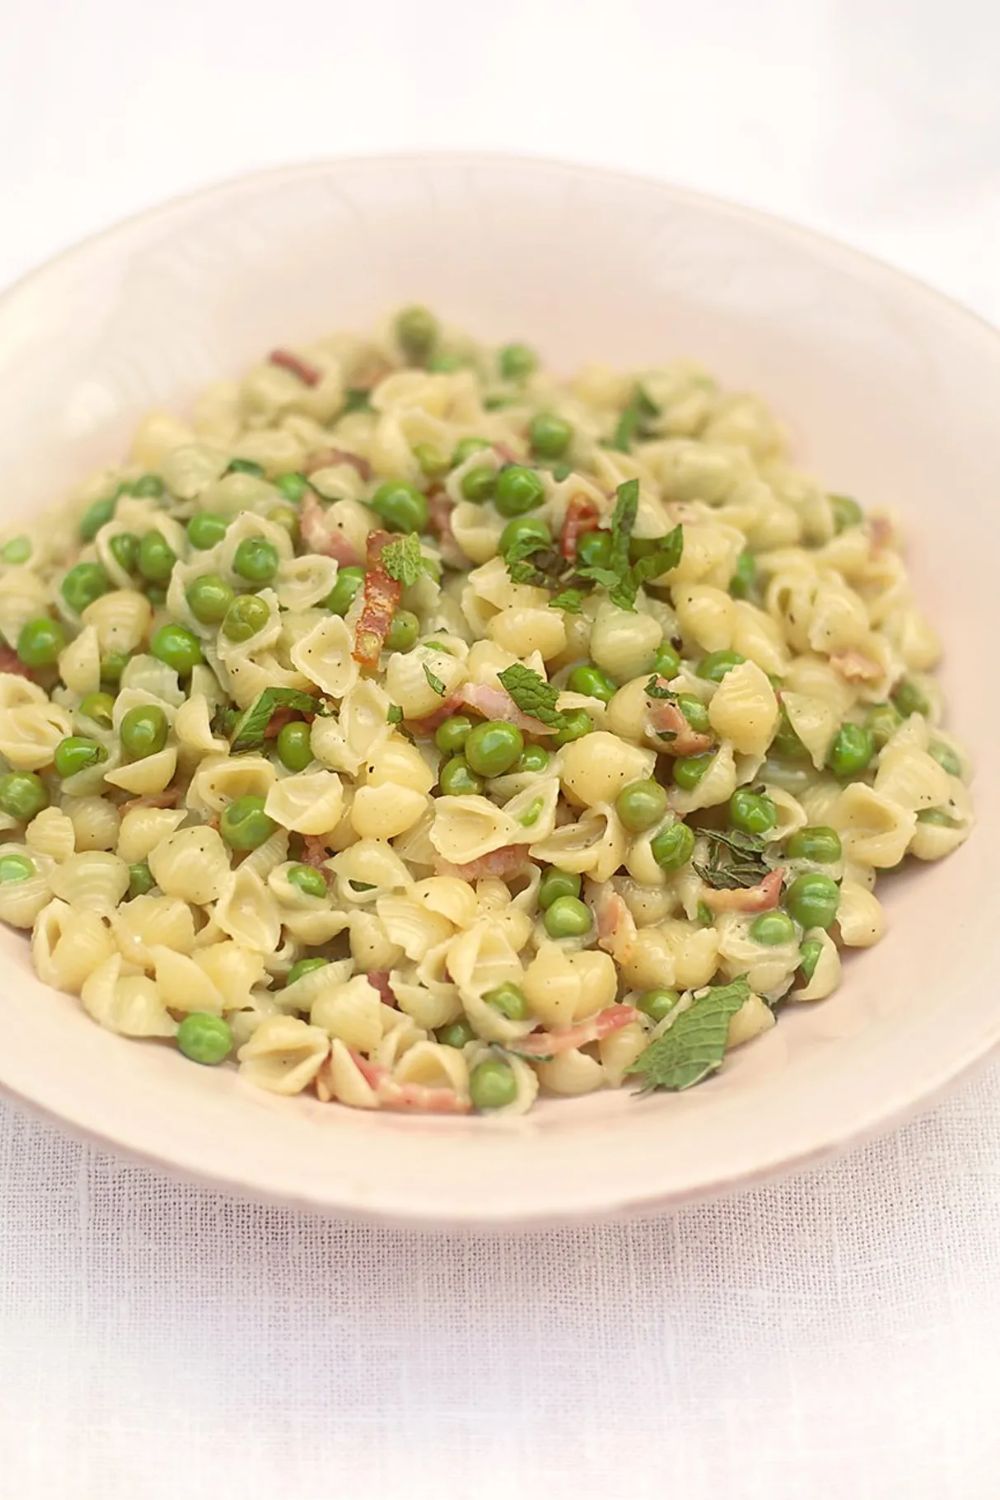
[701,867,785,914]
[407,692,465,736]
[560,495,600,562]
[436,846,531,881]
[595,889,638,963]
[269,348,321,387]
[456,682,555,737]
[299,490,363,566]
[492,442,522,466]
[262,705,308,740]
[868,515,893,552]
[830,649,881,683]
[349,1051,471,1114]
[303,446,372,482]
[366,970,396,1006]
[427,488,467,569]
[0,647,34,681]
[514,1005,639,1058]
[647,686,714,755]
[353,530,402,670]
[300,835,332,870]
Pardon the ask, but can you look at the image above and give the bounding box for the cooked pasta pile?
[0,309,972,1114]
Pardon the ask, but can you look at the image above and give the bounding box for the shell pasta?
[0,308,972,1114]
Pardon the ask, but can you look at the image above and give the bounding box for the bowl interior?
[0,155,997,1224]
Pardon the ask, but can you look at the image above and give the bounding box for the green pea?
[529,412,573,460]
[287,956,329,986]
[652,642,681,679]
[226,458,265,478]
[434,715,473,755]
[61,562,110,614]
[79,691,115,728]
[798,938,823,983]
[499,343,537,380]
[785,872,840,930]
[460,464,497,503]
[128,862,155,898]
[866,701,903,748]
[323,564,364,617]
[109,532,140,573]
[650,820,696,871]
[929,740,962,778]
[728,788,777,836]
[437,1019,475,1048]
[452,437,492,466]
[637,988,680,1024]
[412,442,448,478]
[287,863,327,899]
[516,744,550,774]
[16,616,66,667]
[575,529,612,569]
[917,808,959,827]
[233,536,279,584]
[826,723,875,779]
[677,694,710,734]
[386,609,419,653]
[465,721,524,777]
[439,756,483,796]
[53,735,106,778]
[138,530,176,583]
[750,910,796,946]
[370,480,429,533]
[100,651,128,686]
[786,825,842,863]
[128,473,164,498]
[567,663,617,703]
[697,649,745,683]
[430,353,466,375]
[222,594,270,642]
[177,1012,233,1066]
[120,704,168,760]
[696,901,714,926]
[892,678,930,718]
[494,464,545,517]
[539,868,581,910]
[187,512,229,550]
[186,572,235,625]
[0,771,48,820]
[266,723,310,777]
[79,495,117,541]
[395,305,439,363]
[470,1057,517,1110]
[220,794,277,851]
[729,549,756,599]
[616,778,669,834]
[517,796,544,828]
[830,493,863,531]
[771,706,808,760]
[552,708,593,746]
[273,472,309,503]
[499,515,551,554]
[0,852,35,884]
[484,982,528,1021]
[1,536,31,565]
[543,894,592,939]
[672,752,715,790]
[151,623,204,676]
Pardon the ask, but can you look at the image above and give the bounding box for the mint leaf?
[608,478,639,585]
[549,588,586,613]
[644,675,677,701]
[342,387,372,413]
[381,532,431,587]
[693,827,772,891]
[627,977,751,1092]
[387,704,404,724]
[575,564,621,589]
[496,663,567,730]
[229,687,318,753]
[502,530,560,589]
[423,664,447,696]
[609,386,659,452]
[631,524,684,587]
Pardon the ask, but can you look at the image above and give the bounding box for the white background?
[2,2,1000,1496]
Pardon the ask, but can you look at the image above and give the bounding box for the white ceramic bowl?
[0,155,996,1226]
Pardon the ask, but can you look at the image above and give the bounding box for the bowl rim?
[1,151,998,1227]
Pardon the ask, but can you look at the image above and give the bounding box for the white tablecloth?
[2,2,999,1495]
